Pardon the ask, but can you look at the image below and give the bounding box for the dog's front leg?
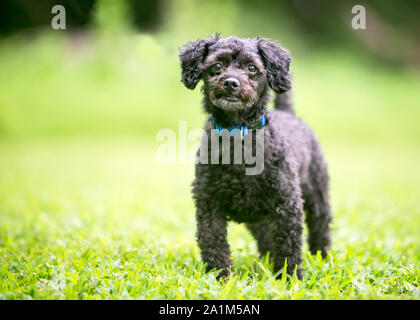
[196,208,232,279]
[271,196,304,280]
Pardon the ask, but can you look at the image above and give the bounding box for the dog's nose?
[223,78,240,91]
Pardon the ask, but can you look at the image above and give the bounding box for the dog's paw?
[215,268,231,281]
[275,265,303,281]
[295,267,303,280]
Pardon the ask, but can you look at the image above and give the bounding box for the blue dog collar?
[212,113,266,137]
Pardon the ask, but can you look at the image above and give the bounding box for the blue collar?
[212,113,266,136]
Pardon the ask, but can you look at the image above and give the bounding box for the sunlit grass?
[0,140,418,299]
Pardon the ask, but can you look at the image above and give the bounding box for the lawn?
[0,139,418,299]
[0,32,419,299]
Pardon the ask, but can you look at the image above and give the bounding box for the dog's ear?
[257,38,292,93]
[179,35,219,90]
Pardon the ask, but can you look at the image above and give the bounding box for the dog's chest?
[193,129,281,222]
[198,163,278,223]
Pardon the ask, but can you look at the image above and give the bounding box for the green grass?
[0,28,419,299]
[0,140,418,299]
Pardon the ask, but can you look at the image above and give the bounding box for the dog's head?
[179,35,292,112]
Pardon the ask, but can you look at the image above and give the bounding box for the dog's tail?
[274,91,294,115]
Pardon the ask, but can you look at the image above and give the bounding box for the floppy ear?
[257,38,292,93]
[179,35,219,89]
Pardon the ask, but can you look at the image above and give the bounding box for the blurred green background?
[0,0,419,299]
[0,0,419,143]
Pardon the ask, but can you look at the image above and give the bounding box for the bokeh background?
[0,0,419,299]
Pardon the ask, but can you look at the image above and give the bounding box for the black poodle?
[179,35,332,280]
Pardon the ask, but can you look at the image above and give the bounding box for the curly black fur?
[179,35,332,280]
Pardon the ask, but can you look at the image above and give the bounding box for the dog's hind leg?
[246,222,273,258]
[304,149,332,258]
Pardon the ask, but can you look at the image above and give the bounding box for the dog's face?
[179,35,292,112]
[201,42,266,111]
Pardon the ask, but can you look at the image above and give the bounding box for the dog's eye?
[211,63,222,72]
[248,64,258,73]
[248,65,258,73]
